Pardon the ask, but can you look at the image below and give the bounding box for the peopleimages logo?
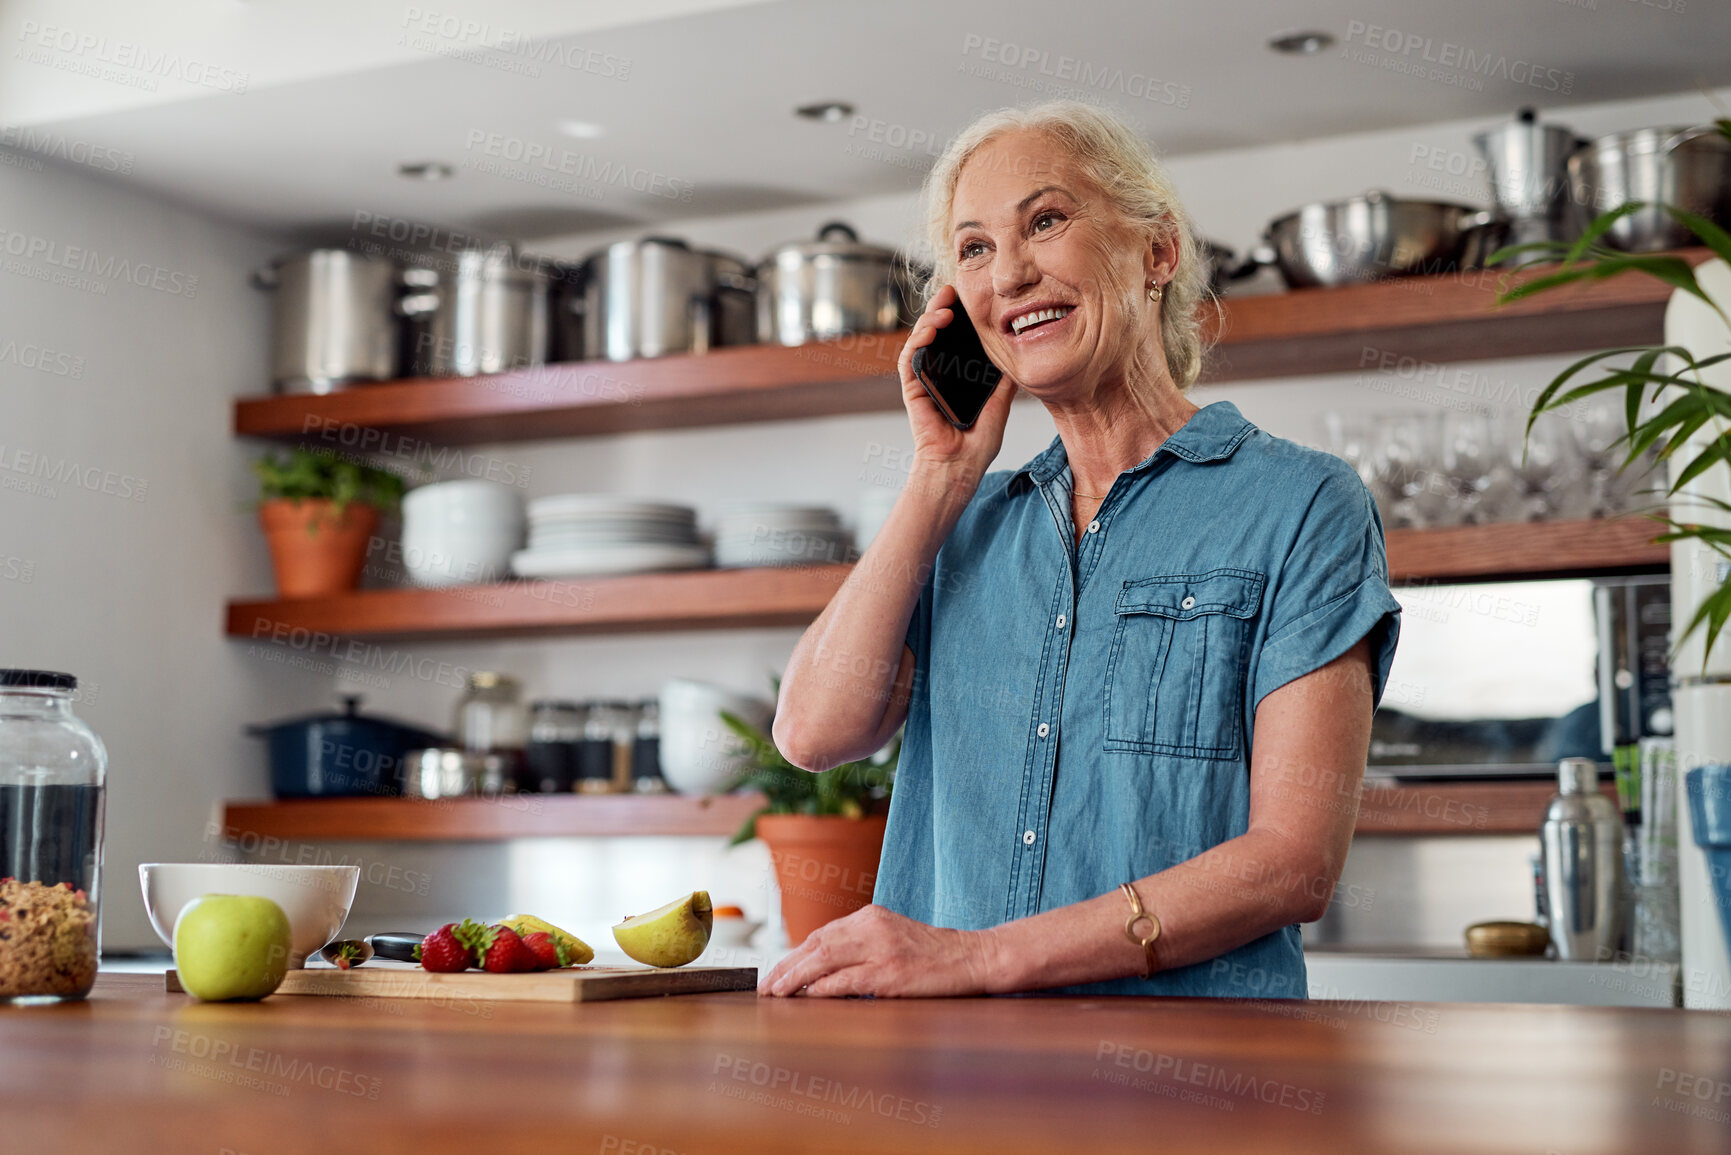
[1341,21,1574,94]
[0,228,199,297]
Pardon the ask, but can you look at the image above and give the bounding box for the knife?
[366,931,429,963]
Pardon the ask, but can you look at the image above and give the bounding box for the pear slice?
[498,914,595,966]
[612,890,713,968]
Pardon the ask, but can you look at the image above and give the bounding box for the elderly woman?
[760,101,1400,999]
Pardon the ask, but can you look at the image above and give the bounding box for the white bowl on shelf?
[658,679,773,794]
[139,863,360,968]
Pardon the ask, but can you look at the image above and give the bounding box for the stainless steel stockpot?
[254,250,412,394]
[1568,126,1731,252]
[404,246,552,377]
[755,222,913,346]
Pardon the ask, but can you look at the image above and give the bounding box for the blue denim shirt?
[874,401,1401,998]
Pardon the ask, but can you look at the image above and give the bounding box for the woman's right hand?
[898,284,1017,485]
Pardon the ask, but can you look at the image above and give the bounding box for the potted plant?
[720,704,899,946]
[254,448,406,599]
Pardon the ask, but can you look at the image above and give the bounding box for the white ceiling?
[8,0,1730,244]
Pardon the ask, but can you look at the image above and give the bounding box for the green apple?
[613,890,712,968]
[173,894,293,1002]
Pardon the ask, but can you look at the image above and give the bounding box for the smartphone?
[911,296,1003,430]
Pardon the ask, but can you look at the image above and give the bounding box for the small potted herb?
[254,448,406,599]
[720,704,898,946]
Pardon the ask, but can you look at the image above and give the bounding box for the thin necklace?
[1073,489,1110,499]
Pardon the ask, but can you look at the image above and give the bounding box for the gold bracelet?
[1119,882,1161,980]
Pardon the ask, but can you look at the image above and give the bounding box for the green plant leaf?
[1664,205,1731,272]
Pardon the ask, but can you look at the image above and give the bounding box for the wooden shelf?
[218,792,766,842]
[1357,779,1620,835]
[227,563,851,641]
[225,518,1664,642]
[1386,515,1668,583]
[233,250,1709,446]
[219,779,1586,843]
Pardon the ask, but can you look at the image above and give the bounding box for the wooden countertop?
[3,974,1726,1153]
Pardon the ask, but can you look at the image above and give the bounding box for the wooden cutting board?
[165,963,757,1003]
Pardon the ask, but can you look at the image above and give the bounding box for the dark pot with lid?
[248,695,446,799]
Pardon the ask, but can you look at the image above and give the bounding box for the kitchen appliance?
[1251,192,1499,288]
[248,695,444,798]
[407,246,552,377]
[139,863,358,969]
[0,670,105,1002]
[254,250,416,393]
[581,237,749,361]
[755,222,913,346]
[1368,575,1670,780]
[1473,108,1587,246]
[1569,126,1731,252]
[1541,758,1627,960]
[400,479,525,588]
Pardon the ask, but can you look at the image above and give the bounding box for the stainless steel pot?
[254,250,414,394]
[1254,192,1498,288]
[582,237,714,361]
[755,222,912,346]
[705,250,757,348]
[406,246,551,377]
[1568,125,1731,252]
[401,747,511,799]
[1473,108,1587,246]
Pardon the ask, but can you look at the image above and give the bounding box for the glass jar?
[0,670,106,1003]
[631,699,666,793]
[526,700,584,794]
[573,700,622,794]
[453,672,527,791]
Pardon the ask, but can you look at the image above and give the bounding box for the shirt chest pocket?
[1104,569,1265,759]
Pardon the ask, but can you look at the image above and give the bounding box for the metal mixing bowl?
[1568,126,1731,252]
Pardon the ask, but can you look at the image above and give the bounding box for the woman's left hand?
[758,905,1001,998]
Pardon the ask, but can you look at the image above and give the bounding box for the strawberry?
[330,941,365,970]
[478,924,538,973]
[519,930,572,970]
[415,922,479,973]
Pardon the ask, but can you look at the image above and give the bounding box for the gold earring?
[1147,281,1163,303]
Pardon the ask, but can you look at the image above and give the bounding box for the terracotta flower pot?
[755,813,888,946]
[259,498,380,599]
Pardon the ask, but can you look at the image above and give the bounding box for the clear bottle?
[453,672,527,791]
[526,700,584,794]
[0,670,107,1002]
[575,700,622,795]
[631,699,666,794]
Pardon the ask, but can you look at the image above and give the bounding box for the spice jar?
[573,700,627,794]
[631,698,666,793]
[453,672,527,791]
[0,670,106,1003]
[526,700,584,794]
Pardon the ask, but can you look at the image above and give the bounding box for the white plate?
[528,495,697,521]
[530,527,698,546]
[510,543,711,578]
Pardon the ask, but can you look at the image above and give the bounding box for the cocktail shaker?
[1541,758,1626,960]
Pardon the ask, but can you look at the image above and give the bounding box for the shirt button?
[1022,830,1036,846]
[1055,614,1067,629]
[1037,722,1050,737]
[1086,520,1101,534]
[1181,595,1196,610]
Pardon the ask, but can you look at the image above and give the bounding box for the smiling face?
[947,129,1172,400]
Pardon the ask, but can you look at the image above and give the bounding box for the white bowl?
[659,680,773,794]
[708,917,762,950]
[404,480,525,527]
[139,863,359,968]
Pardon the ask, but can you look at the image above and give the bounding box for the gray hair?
[916,100,1212,391]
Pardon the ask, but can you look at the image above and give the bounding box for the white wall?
[0,149,338,950]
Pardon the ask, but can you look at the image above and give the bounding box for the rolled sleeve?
[1252,469,1401,710]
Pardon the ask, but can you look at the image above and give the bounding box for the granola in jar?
[0,878,99,999]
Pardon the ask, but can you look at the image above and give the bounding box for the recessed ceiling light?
[1268,30,1334,55]
[398,161,455,181]
[795,100,855,123]
[557,120,604,140]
